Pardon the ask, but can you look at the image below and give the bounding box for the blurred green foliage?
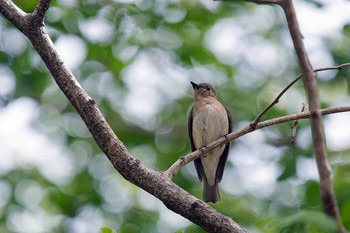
[1,0,350,232]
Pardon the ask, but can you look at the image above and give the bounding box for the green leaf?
[278,210,338,233]
[100,227,117,233]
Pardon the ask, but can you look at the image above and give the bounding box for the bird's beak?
[190,81,199,90]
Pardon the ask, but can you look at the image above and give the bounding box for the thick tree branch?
[0,1,248,232]
[280,1,345,232]
[0,0,27,29]
[164,105,350,179]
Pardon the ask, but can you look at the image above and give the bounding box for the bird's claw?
[223,133,229,141]
[199,146,207,157]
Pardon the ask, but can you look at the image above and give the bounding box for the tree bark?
[280,1,345,232]
[0,0,248,232]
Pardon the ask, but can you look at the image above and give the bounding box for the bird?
[188,81,232,203]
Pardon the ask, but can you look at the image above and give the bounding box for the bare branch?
[0,2,249,232]
[250,63,350,128]
[164,105,350,179]
[32,0,52,25]
[0,0,51,36]
[290,103,307,144]
[0,0,28,30]
[280,0,345,232]
[250,73,302,128]
[314,63,350,72]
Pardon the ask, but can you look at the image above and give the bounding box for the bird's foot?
[199,146,207,157]
[223,133,229,141]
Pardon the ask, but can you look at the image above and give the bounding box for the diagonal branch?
[280,1,345,232]
[290,103,307,144]
[164,105,350,179]
[250,73,302,128]
[0,1,249,232]
[0,0,27,29]
[32,0,52,26]
[250,63,350,128]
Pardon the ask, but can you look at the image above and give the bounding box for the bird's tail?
[203,178,220,203]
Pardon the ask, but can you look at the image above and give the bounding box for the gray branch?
[279,0,346,232]
[0,0,248,232]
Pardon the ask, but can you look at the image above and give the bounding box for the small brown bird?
[188,82,232,203]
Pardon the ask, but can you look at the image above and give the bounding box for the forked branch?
[280,0,345,232]
[32,0,52,25]
[0,1,249,232]
[250,63,350,128]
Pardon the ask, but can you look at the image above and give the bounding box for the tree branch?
[0,1,249,232]
[280,1,345,232]
[290,103,307,144]
[0,0,27,30]
[32,0,52,25]
[250,73,302,128]
[248,0,282,4]
[164,105,350,179]
[250,62,350,128]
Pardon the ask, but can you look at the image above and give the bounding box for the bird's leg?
[223,133,230,144]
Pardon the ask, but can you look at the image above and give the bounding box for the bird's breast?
[192,102,229,148]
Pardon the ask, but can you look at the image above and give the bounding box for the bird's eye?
[205,87,210,91]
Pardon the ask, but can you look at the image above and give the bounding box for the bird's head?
[190,81,217,100]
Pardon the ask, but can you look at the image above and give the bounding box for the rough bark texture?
[0,0,249,232]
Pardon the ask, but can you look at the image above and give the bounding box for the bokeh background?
[1,0,350,232]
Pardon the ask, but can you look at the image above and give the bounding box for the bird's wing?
[188,106,205,181]
[216,106,233,182]
[226,106,233,133]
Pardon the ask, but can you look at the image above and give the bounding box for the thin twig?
[290,103,307,144]
[250,63,350,128]
[314,63,350,72]
[163,105,350,180]
[250,73,302,128]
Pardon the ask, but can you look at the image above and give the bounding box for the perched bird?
[188,82,232,203]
